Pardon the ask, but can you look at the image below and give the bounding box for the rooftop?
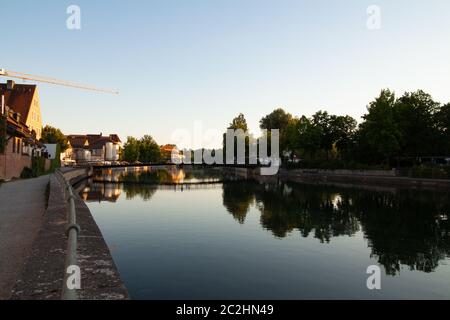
[0,83,36,122]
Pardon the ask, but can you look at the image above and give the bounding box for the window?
[12,138,16,153]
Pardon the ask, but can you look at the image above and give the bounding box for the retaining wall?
[278,169,450,190]
[11,168,128,300]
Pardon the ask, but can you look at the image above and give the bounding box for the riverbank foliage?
[40,125,69,152]
[230,89,450,170]
[20,156,47,178]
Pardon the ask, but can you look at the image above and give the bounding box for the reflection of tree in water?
[351,190,450,275]
[222,182,359,240]
[120,170,161,184]
[222,182,255,224]
[122,183,158,201]
[255,184,359,241]
[222,181,450,275]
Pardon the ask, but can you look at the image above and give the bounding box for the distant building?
[160,144,183,163]
[65,133,122,164]
[1,81,47,180]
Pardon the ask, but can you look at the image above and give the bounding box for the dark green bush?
[20,156,47,179]
[20,167,34,179]
[32,156,46,177]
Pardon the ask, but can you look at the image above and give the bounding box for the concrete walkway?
[0,175,49,300]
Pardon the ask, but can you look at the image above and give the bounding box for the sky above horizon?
[2,0,450,148]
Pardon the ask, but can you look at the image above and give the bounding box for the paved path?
[0,176,49,300]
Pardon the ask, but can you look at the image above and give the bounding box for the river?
[79,166,450,299]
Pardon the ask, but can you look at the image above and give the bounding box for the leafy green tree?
[223,113,252,164]
[229,113,248,131]
[260,108,293,155]
[123,136,140,162]
[357,90,401,165]
[260,108,293,132]
[312,111,335,160]
[331,115,357,158]
[297,116,322,159]
[284,117,301,157]
[139,135,161,163]
[393,90,440,158]
[40,125,69,151]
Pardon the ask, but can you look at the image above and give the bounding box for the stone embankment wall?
[11,167,128,300]
[223,166,450,190]
[278,169,450,190]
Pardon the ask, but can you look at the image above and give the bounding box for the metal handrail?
[56,169,81,300]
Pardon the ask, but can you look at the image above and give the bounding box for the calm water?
[80,166,450,299]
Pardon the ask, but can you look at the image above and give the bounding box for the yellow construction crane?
[0,68,118,94]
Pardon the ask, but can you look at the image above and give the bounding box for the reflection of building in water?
[81,183,122,203]
[94,166,194,184]
[331,194,343,210]
[169,167,185,183]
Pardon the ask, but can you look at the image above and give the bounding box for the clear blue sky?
[2,0,450,148]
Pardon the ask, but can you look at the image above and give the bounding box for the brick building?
[0,81,45,180]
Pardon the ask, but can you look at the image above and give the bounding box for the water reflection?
[81,168,450,276]
[81,183,122,203]
[93,166,223,184]
[222,182,450,276]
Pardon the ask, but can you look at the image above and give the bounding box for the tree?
[260,108,293,132]
[312,111,335,160]
[260,108,293,155]
[139,135,161,163]
[40,125,69,151]
[393,90,440,158]
[356,90,401,165]
[284,117,301,157]
[122,136,140,162]
[331,115,357,158]
[223,113,252,164]
[229,113,248,131]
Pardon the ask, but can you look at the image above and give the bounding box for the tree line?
[226,89,450,168]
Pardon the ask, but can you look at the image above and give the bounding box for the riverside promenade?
[0,169,128,300]
[0,175,49,300]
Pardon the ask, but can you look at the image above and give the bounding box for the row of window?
[11,138,35,156]
[31,101,40,122]
[31,111,40,122]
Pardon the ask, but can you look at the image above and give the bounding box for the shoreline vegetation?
[117,89,450,180]
[26,88,450,182]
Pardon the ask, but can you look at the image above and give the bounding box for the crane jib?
[0,68,118,94]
